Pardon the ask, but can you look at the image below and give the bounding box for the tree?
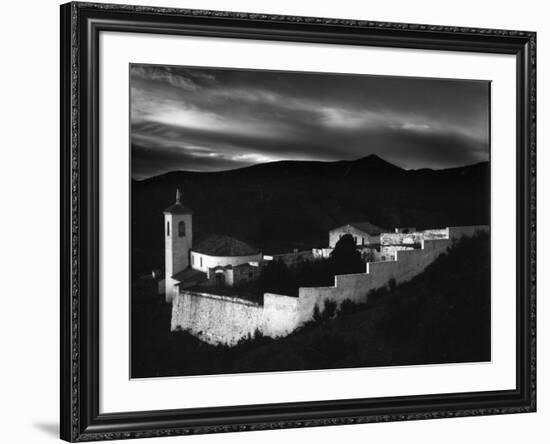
[258,260,295,295]
[330,234,365,275]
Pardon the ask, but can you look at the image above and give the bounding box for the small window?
[166,221,170,236]
[178,220,186,237]
[200,257,203,268]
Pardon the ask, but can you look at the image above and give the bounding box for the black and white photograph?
[2,0,546,441]
[130,64,491,378]
[50,1,541,442]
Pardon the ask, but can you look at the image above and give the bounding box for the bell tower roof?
[164,188,193,215]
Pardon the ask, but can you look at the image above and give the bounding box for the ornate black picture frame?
[60,2,536,442]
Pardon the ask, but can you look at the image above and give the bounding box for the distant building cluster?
[158,189,488,346]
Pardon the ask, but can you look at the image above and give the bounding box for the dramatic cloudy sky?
[130,64,490,179]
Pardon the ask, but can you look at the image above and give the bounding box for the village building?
[329,221,385,248]
[394,227,416,234]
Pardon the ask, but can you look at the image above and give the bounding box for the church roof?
[163,188,193,214]
[332,221,385,236]
[193,234,260,257]
[163,202,193,215]
[172,268,206,283]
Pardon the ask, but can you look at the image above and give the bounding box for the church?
[163,189,263,302]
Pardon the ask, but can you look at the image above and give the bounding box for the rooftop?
[163,202,193,215]
[163,188,193,215]
[194,234,261,257]
[331,221,385,236]
[172,268,206,283]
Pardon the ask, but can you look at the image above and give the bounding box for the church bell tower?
[163,189,193,302]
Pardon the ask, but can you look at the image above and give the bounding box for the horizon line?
[132,155,489,182]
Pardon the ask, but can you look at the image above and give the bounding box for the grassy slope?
[131,232,490,378]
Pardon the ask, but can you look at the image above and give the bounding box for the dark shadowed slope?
[131,232,491,377]
[131,155,489,276]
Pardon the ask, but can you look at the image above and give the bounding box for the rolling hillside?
[131,154,489,276]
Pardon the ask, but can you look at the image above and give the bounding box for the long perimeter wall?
[171,225,489,346]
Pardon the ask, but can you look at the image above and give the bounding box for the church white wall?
[164,212,193,302]
[190,251,263,273]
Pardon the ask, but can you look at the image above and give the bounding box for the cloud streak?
[130,64,490,179]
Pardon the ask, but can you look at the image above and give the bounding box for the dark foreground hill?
[131,155,489,276]
[131,232,490,378]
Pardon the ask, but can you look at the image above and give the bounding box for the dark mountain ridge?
[134,154,405,183]
[131,155,489,276]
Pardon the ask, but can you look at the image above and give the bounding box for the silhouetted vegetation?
[131,233,490,377]
[331,234,366,274]
[313,300,338,323]
[257,259,333,296]
[254,234,365,296]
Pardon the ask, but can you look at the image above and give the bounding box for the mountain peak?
[353,154,403,171]
[360,153,384,161]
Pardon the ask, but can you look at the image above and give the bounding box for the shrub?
[339,299,357,316]
[313,300,338,323]
[330,234,365,275]
[312,304,322,322]
[323,300,337,320]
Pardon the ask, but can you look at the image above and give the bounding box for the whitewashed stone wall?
[171,291,263,346]
[164,212,193,302]
[297,225,488,323]
[171,226,489,346]
[261,293,301,338]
